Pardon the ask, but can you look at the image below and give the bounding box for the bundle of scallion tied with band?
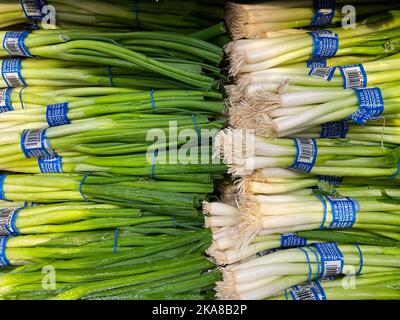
[270,271,400,300]
[207,189,400,249]
[0,29,225,90]
[226,54,400,107]
[0,202,206,237]
[0,228,219,300]
[215,242,400,300]
[224,1,400,40]
[215,128,400,178]
[0,120,226,175]
[0,173,225,216]
[0,88,223,130]
[0,86,226,175]
[203,200,400,265]
[225,11,400,76]
[227,81,400,138]
[0,57,224,90]
[0,0,225,33]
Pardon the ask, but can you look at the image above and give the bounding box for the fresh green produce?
[225,1,400,39]
[226,11,400,75]
[0,0,224,33]
[215,130,400,177]
[270,272,400,300]
[0,229,218,300]
[0,173,226,215]
[216,243,400,299]
[0,30,224,89]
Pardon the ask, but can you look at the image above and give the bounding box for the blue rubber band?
[314,193,327,229]
[284,289,289,300]
[390,161,400,180]
[134,0,140,29]
[299,247,313,283]
[150,89,156,110]
[308,246,322,279]
[107,66,114,87]
[19,87,26,110]
[78,174,91,202]
[150,149,159,179]
[113,228,119,254]
[0,175,8,201]
[354,243,364,275]
[191,113,201,146]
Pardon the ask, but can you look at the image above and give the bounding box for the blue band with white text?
[21,129,56,158]
[349,87,384,125]
[290,138,318,173]
[311,0,335,26]
[0,88,13,113]
[46,102,70,127]
[2,32,31,57]
[309,30,339,60]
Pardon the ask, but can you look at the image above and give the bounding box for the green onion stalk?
[226,11,400,75]
[0,173,225,215]
[215,129,400,177]
[0,30,224,90]
[0,0,224,33]
[225,1,400,40]
[227,84,400,137]
[269,272,400,300]
[215,243,400,300]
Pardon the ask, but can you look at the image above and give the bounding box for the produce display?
[0,0,399,301]
[211,0,400,301]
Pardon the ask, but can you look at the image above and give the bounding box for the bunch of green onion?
[0,30,224,90]
[225,1,400,40]
[227,54,400,105]
[227,83,400,137]
[0,89,223,130]
[204,199,400,264]
[215,243,400,300]
[0,0,224,33]
[0,229,218,300]
[0,173,227,215]
[270,271,400,300]
[235,168,400,198]
[0,58,222,90]
[225,11,400,76]
[215,129,400,177]
[0,202,208,237]
[203,202,400,265]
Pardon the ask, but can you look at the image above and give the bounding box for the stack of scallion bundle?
[225,0,400,40]
[0,0,225,34]
[0,0,230,300]
[207,2,400,300]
